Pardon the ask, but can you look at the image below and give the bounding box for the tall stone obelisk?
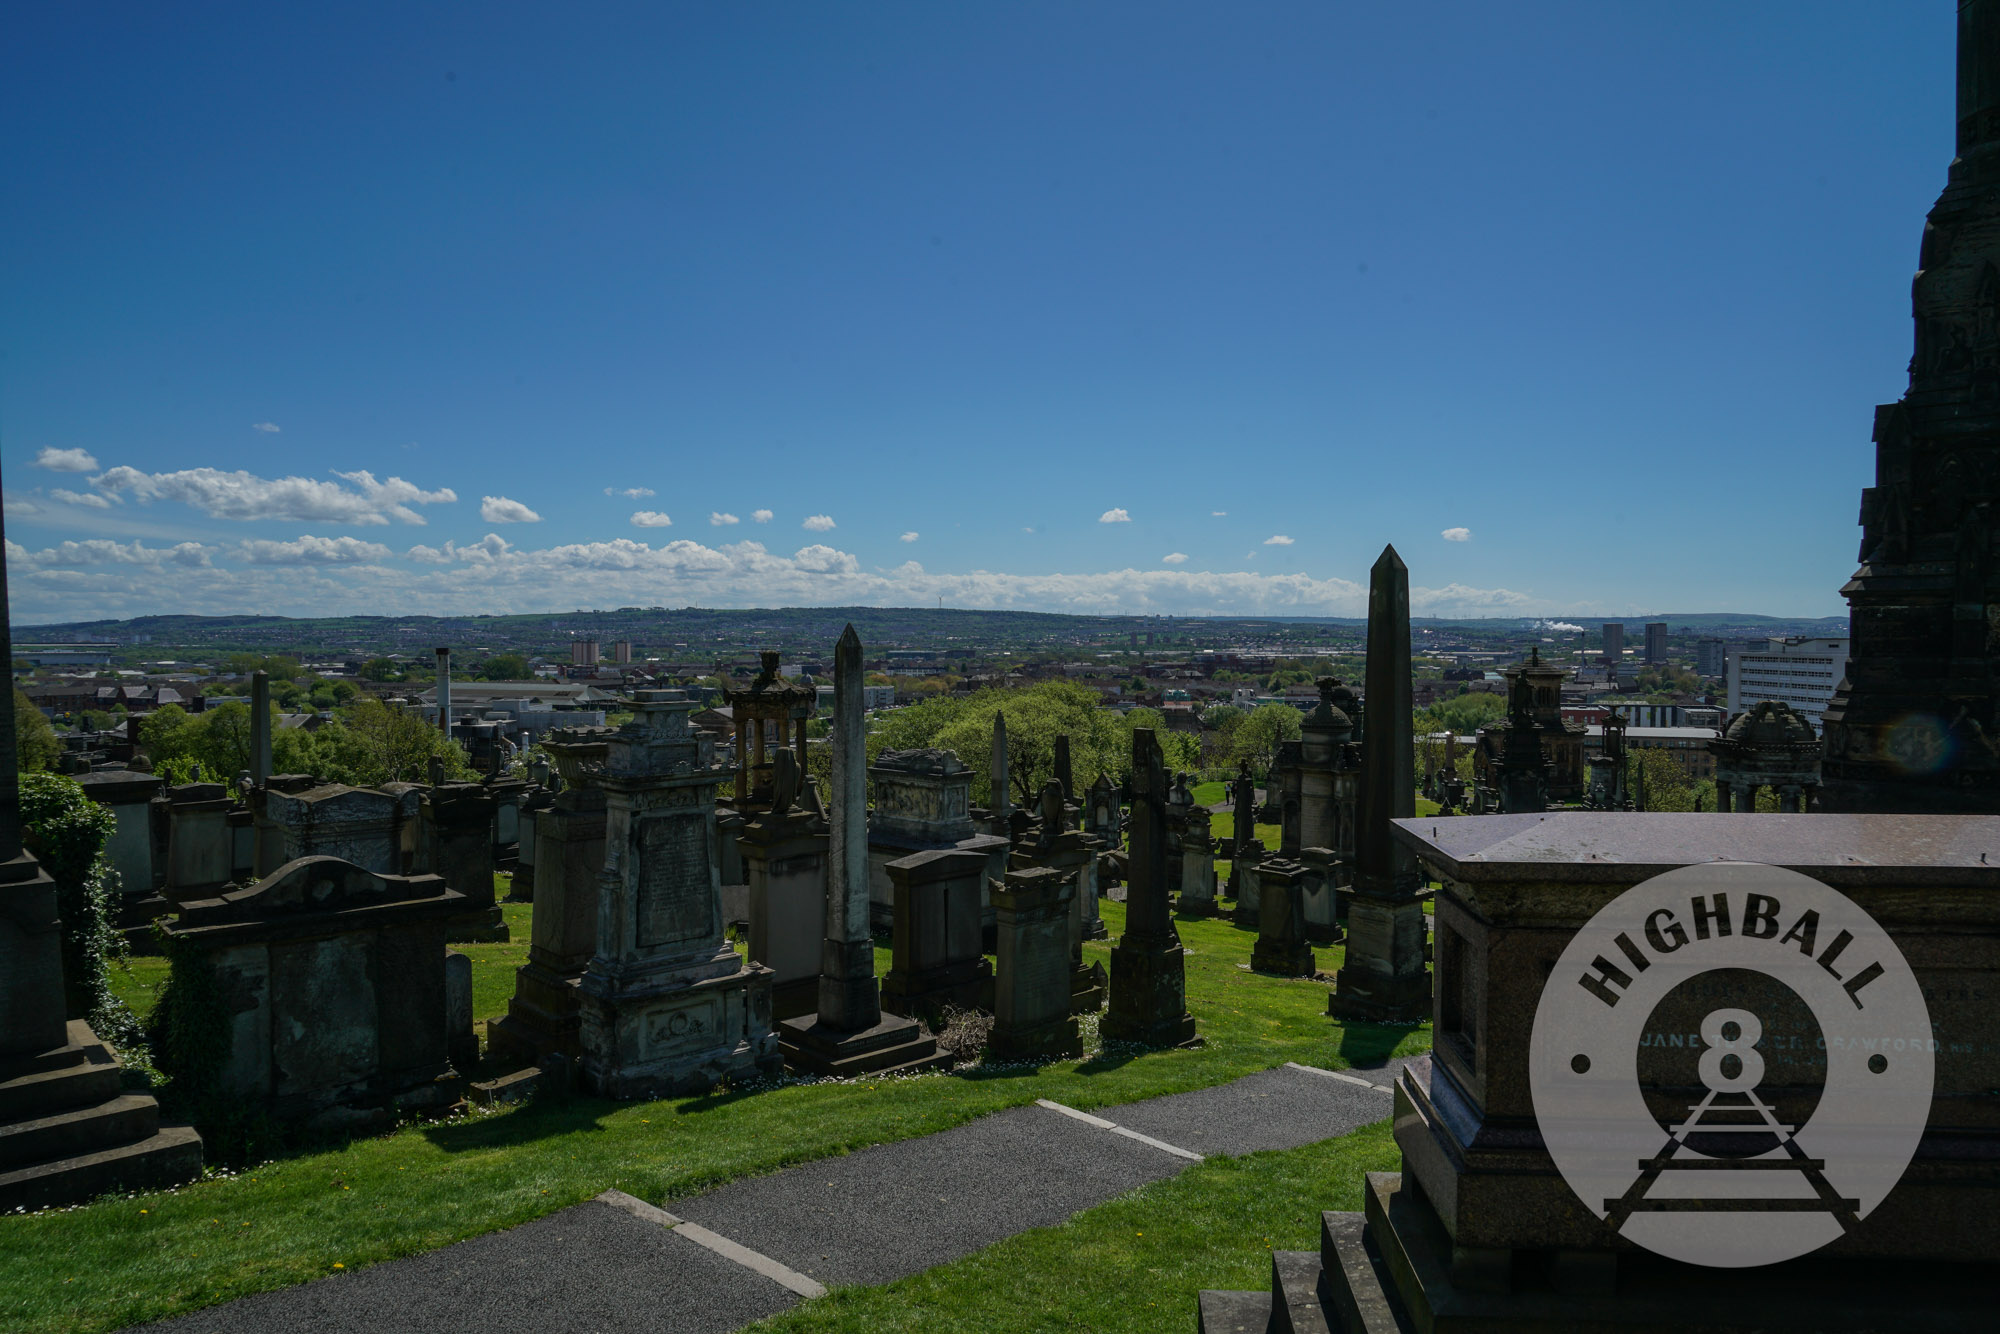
[1329,545,1431,1023]
[1821,0,2000,813]
[778,625,945,1076]
[989,710,1011,832]
[1102,728,1199,1048]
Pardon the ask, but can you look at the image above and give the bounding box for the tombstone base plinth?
[777,1012,949,1079]
[1174,893,1219,917]
[116,892,175,955]
[0,1020,203,1212]
[1251,939,1317,978]
[1205,1170,1998,1334]
[445,904,510,943]
[1101,937,1200,1048]
[1069,959,1106,1014]
[487,960,584,1067]
[577,963,781,1099]
[881,956,992,1024]
[769,975,819,1022]
[1326,963,1430,1023]
[986,1013,1082,1063]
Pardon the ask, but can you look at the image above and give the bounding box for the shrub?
[17,771,139,1045]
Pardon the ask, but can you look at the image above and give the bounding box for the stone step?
[0,1093,161,1170]
[1319,1210,1410,1334]
[1197,1287,1273,1334]
[0,1121,203,1212]
[1269,1250,1333,1334]
[0,1019,107,1081]
[0,1055,123,1123]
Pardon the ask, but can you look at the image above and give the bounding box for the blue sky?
[0,2,1950,624]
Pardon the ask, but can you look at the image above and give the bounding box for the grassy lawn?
[755,1121,1400,1334]
[1190,780,1227,807]
[18,896,1426,1334]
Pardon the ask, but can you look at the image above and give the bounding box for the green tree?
[13,689,61,772]
[340,697,474,785]
[1421,691,1507,736]
[479,652,530,680]
[223,654,301,680]
[1228,703,1303,777]
[359,657,403,682]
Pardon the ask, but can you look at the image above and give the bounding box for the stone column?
[434,647,451,733]
[577,690,779,1098]
[1714,780,1733,813]
[249,671,273,785]
[989,711,1011,833]
[779,626,945,1077]
[987,865,1082,1062]
[1044,828,1106,1011]
[1053,733,1074,819]
[1330,545,1432,1023]
[1101,728,1199,1048]
[881,847,991,1021]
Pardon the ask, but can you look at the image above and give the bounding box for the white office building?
[1726,637,1849,733]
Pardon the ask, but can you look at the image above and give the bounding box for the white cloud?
[2,495,43,517]
[1441,527,1472,542]
[1211,510,1227,517]
[238,535,393,565]
[5,534,1551,623]
[251,421,281,434]
[711,512,740,526]
[50,488,112,509]
[1264,534,1295,546]
[93,466,457,525]
[752,509,773,523]
[1099,508,1131,524]
[900,531,920,543]
[631,511,674,528]
[1162,552,1188,565]
[9,538,212,568]
[34,447,98,472]
[802,514,836,532]
[604,486,655,499]
[481,495,542,523]
[792,544,860,574]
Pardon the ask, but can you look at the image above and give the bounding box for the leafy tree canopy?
[14,688,61,773]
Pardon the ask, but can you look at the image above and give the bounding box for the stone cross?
[1329,544,1431,1023]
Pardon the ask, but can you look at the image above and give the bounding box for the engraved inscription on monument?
[637,815,713,948]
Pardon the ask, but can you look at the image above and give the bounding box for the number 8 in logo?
[1697,1008,1765,1095]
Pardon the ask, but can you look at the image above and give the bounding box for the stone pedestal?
[78,770,173,949]
[265,783,407,875]
[422,783,507,942]
[576,692,781,1099]
[1251,858,1317,977]
[1231,846,1265,927]
[866,748,977,932]
[164,783,233,902]
[487,796,605,1068]
[444,952,477,1072]
[987,866,1081,1061]
[742,809,830,1020]
[882,847,991,1022]
[1176,827,1218,916]
[1298,846,1345,945]
[1327,894,1430,1022]
[488,778,527,872]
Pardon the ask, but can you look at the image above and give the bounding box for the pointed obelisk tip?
[1372,543,1405,574]
[837,623,861,653]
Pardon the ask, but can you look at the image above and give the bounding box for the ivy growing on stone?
[16,771,141,1047]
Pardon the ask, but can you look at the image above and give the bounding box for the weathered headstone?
[164,782,233,902]
[577,691,780,1098]
[444,950,477,1072]
[159,855,463,1130]
[76,768,166,938]
[1101,729,1199,1048]
[263,783,406,874]
[741,750,830,1020]
[882,847,992,1021]
[1175,804,1218,915]
[987,865,1082,1062]
[1328,545,1432,1023]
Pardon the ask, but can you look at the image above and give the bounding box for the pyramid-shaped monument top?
[1372,544,1405,576]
